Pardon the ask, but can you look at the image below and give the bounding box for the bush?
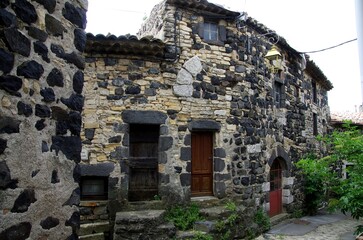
[297,122,363,233]
[165,204,203,231]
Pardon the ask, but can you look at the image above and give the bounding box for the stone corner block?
[282,177,294,186]
[176,68,193,85]
[183,56,202,76]
[173,85,193,97]
[283,195,294,204]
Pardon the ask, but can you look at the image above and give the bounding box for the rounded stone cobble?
[255,218,360,240]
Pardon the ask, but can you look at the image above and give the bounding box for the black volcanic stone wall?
[0,0,87,239]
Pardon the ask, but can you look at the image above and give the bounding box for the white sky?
[86,0,361,113]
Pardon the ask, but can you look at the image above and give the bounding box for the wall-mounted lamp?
[265,46,283,73]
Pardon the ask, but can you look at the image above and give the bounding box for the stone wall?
[83,0,331,220]
[0,0,87,239]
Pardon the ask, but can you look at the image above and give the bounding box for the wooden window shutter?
[218,25,227,42]
[198,22,204,39]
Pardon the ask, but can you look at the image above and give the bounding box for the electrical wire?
[297,38,357,54]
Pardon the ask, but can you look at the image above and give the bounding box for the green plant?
[291,209,304,219]
[254,208,271,232]
[153,195,161,201]
[192,231,213,240]
[165,204,203,231]
[297,122,363,234]
[245,227,255,240]
[295,154,338,215]
[215,201,239,239]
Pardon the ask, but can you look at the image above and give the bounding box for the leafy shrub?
[165,204,203,231]
[254,208,270,232]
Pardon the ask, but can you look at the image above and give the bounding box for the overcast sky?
[86,0,361,113]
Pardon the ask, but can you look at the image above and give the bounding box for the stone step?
[79,232,104,240]
[194,220,216,233]
[176,230,209,239]
[121,200,164,211]
[113,210,176,240]
[79,221,110,236]
[270,213,290,226]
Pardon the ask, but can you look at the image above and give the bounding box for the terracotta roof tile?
[331,111,363,125]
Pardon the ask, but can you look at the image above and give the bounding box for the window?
[274,81,283,108]
[203,22,219,41]
[313,113,318,136]
[312,81,317,103]
[196,21,226,44]
[80,176,108,200]
[342,162,354,179]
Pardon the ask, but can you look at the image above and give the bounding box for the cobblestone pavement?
[255,214,361,240]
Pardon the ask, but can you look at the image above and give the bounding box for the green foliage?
[165,204,203,231]
[296,155,338,215]
[192,231,213,240]
[296,122,363,233]
[254,208,271,232]
[291,209,304,219]
[215,201,239,240]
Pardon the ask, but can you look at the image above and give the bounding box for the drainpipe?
[356,0,363,111]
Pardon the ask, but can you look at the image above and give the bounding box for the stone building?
[81,0,332,236]
[0,0,87,239]
[0,0,333,239]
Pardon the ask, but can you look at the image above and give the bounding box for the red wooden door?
[269,160,282,217]
[191,132,213,196]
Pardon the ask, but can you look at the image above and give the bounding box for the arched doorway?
[269,159,283,217]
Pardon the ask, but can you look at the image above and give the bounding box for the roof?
[166,0,240,18]
[331,111,363,126]
[85,0,333,91]
[85,33,167,60]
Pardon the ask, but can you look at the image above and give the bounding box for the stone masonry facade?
[82,0,332,228]
[0,0,87,239]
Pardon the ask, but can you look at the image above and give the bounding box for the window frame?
[196,20,227,45]
[313,113,318,136]
[312,80,317,104]
[80,176,108,201]
[274,81,283,108]
[203,22,219,42]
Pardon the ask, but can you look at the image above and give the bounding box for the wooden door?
[191,132,213,196]
[269,160,282,217]
[128,124,159,201]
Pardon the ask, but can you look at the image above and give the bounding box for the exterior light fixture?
[265,46,283,73]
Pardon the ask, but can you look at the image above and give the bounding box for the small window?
[312,81,317,103]
[274,81,283,108]
[313,113,318,136]
[343,162,354,179]
[81,176,108,200]
[204,22,219,41]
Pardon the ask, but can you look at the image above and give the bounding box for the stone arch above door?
[267,146,292,176]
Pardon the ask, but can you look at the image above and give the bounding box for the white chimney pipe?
[356,0,363,111]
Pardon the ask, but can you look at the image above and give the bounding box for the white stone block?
[81,149,89,161]
[173,85,193,97]
[176,68,193,84]
[282,177,294,186]
[262,182,270,192]
[225,95,232,101]
[282,189,291,197]
[183,56,202,76]
[247,144,262,153]
[264,202,270,212]
[214,110,226,116]
[283,195,294,204]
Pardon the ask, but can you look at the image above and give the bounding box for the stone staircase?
[112,197,253,240]
[81,197,286,240]
[79,221,110,240]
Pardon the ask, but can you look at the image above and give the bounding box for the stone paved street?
[255,212,361,240]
